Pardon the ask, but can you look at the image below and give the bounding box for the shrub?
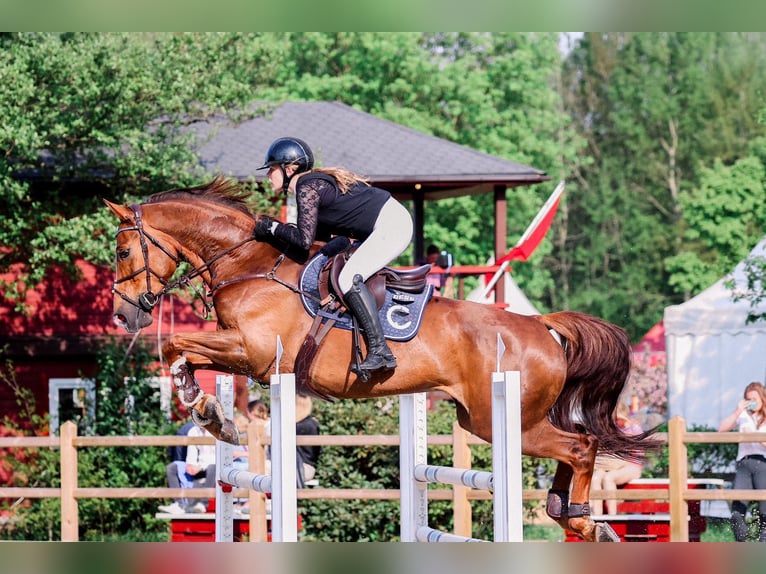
[0,337,176,541]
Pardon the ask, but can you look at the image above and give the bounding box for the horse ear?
[103,199,133,222]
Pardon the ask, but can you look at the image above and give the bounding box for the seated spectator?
[295,394,321,486]
[242,395,321,486]
[589,402,644,515]
[159,424,216,514]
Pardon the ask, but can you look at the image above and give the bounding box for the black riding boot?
[731,510,748,542]
[344,274,397,374]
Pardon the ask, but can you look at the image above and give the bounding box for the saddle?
[294,240,434,399]
[318,248,432,308]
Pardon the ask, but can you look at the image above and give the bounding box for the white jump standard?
[399,366,523,542]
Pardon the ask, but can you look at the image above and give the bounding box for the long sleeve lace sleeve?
[272,181,322,250]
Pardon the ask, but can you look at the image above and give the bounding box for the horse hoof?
[202,418,241,446]
[218,419,241,445]
[596,522,621,542]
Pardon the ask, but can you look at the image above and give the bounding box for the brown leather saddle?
[294,244,433,398]
[318,249,432,308]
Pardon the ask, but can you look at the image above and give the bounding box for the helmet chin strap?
[279,164,293,193]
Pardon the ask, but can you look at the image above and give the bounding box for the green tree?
[0,32,280,290]
[256,32,581,303]
[560,32,766,339]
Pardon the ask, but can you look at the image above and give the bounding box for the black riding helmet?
[257,137,314,192]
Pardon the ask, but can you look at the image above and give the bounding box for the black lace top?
[273,173,391,249]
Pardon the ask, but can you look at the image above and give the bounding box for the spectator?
[589,402,644,515]
[167,419,195,463]
[295,394,321,486]
[159,424,216,514]
[158,420,194,514]
[248,399,269,422]
[718,381,766,542]
[244,396,321,486]
[420,244,453,294]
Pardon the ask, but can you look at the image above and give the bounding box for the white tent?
[466,270,540,315]
[664,237,766,428]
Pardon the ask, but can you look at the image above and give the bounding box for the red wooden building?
[0,259,226,429]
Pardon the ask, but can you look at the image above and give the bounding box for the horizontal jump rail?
[414,464,494,491]
[220,469,272,494]
[416,525,486,543]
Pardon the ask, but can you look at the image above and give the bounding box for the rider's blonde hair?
[312,167,369,194]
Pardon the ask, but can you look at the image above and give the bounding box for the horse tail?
[536,311,663,459]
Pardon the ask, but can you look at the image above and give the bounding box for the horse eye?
[117,248,130,260]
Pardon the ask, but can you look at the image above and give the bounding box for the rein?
[112,204,321,316]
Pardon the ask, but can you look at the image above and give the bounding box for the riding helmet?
[257,137,314,173]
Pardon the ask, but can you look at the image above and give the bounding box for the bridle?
[112,204,316,316]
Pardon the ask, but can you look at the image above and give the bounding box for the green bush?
[0,337,176,541]
[301,396,556,541]
[642,422,737,479]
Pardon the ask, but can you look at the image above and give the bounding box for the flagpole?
[479,181,565,301]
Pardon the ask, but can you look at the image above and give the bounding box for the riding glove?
[253,215,280,240]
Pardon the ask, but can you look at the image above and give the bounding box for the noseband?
[112,204,185,313]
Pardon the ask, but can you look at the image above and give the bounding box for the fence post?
[248,420,269,542]
[60,421,78,542]
[452,420,472,538]
[668,415,689,542]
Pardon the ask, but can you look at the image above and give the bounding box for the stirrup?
[351,352,397,377]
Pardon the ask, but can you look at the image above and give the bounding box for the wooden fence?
[1,415,764,542]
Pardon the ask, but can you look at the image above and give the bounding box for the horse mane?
[144,176,254,217]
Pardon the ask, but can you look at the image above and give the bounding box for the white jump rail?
[400,368,523,542]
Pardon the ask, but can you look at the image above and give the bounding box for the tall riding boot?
[344,274,396,374]
[731,510,748,542]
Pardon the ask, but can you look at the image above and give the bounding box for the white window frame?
[48,378,96,434]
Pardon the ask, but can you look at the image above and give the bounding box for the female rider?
[254,136,413,376]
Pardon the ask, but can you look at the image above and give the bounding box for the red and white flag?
[482,181,565,297]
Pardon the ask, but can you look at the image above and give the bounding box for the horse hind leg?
[525,421,617,542]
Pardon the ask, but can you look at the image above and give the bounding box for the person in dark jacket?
[254,136,413,376]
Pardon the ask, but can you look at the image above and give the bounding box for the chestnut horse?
[106,177,658,542]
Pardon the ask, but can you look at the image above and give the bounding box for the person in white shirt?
[159,425,216,514]
[718,381,766,542]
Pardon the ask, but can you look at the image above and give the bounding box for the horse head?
[104,199,184,333]
[104,177,295,334]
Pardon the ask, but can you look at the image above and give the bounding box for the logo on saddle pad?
[298,252,434,342]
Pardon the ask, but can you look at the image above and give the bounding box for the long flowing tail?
[537,311,662,458]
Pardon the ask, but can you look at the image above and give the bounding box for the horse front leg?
[163,329,253,445]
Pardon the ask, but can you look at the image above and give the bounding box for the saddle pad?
[298,253,433,342]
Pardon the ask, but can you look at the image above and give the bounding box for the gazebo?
[192,101,551,302]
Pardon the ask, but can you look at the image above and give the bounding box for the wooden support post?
[249,420,269,542]
[60,421,78,542]
[668,415,689,542]
[493,184,507,305]
[452,421,472,538]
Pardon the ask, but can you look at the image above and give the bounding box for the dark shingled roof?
[193,101,549,201]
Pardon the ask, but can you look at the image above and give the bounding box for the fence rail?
[0,415,760,541]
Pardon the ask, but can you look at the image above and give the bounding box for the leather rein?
[112,204,318,316]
